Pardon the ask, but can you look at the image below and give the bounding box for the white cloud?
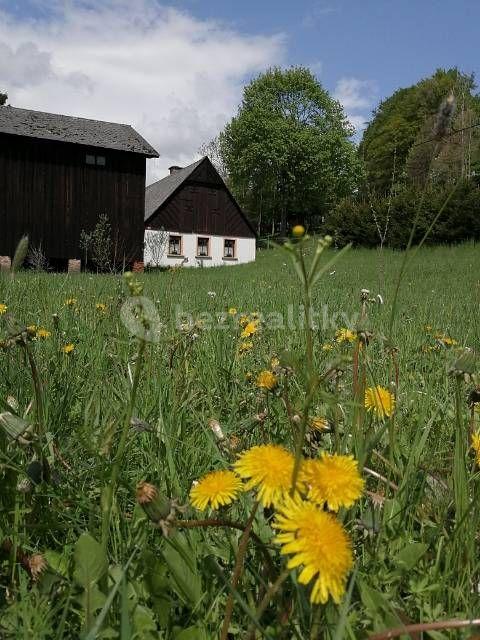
[0,1,285,183]
[333,77,376,136]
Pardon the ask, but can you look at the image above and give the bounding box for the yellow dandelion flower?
[241,321,258,338]
[37,328,51,339]
[238,341,253,354]
[471,433,480,466]
[302,453,364,511]
[234,444,296,507]
[292,224,305,237]
[310,416,329,432]
[27,324,37,335]
[256,370,277,390]
[62,343,75,354]
[274,495,353,604]
[364,385,395,419]
[228,307,237,316]
[190,470,243,510]
[96,303,107,313]
[438,335,457,346]
[322,343,334,351]
[65,298,77,307]
[335,328,357,343]
[0,303,7,315]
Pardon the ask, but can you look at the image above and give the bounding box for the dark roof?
[145,158,204,220]
[0,106,159,157]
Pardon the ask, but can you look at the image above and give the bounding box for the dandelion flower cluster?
[256,370,277,390]
[274,495,353,604]
[241,320,259,338]
[335,328,357,343]
[190,470,243,510]
[309,416,329,432]
[364,385,395,419]
[302,453,364,511]
[471,432,480,466]
[234,444,295,507]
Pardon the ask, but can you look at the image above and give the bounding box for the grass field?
[1,240,479,638]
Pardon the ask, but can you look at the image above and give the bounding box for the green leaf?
[174,625,209,640]
[74,532,108,632]
[393,542,429,571]
[162,538,202,607]
[74,532,108,588]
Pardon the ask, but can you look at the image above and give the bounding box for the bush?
[325,179,480,248]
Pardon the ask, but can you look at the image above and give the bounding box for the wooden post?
[0,256,11,272]
[68,259,81,273]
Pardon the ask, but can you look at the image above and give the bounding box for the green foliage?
[0,243,479,637]
[79,214,112,272]
[359,68,480,193]
[218,66,361,233]
[325,179,480,247]
[0,91,7,106]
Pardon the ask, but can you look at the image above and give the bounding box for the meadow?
[0,239,479,639]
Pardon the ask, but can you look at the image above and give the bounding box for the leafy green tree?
[359,68,480,193]
[0,92,7,106]
[218,67,361,234]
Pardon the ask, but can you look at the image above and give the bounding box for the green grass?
[0,241,479,638]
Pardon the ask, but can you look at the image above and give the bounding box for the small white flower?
[207,291,216,298]
[329,270,336,276]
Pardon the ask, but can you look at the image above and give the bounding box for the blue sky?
[179,0,480,103]
[1,0,478,179]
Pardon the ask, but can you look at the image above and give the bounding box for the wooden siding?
[146,160,255,238]
[0,133,146,262]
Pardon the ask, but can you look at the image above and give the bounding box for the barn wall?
[146,181,255,239]
[0,133,146,262]
[144,230,256,267]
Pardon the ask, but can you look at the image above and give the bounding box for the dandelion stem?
[220,501,259,640]
[101,339,146,551]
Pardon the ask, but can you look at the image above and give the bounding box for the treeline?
[204,67,480,246]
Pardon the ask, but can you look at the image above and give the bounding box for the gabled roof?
[145,157,204,220]
[145,156,256,237]
[0,106,159,157]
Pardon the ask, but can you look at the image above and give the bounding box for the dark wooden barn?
[0,106,158,268]
[144,157,256,267]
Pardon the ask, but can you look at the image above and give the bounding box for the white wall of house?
[144,229,256,268]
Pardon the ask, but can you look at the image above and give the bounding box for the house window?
[224,239,236,258]
[168,235,182,256]
[197,237,209,257]
[86,153,106,167]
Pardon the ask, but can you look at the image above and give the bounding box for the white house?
[144,157,256,268]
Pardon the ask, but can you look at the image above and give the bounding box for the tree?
[359,68,480,193]
[218,67,360,234]
[0,92,8,106]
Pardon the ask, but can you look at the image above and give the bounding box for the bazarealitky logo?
[120,296,164,343]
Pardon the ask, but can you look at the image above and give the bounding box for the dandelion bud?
[17,478,33,494]
[292,225,305,238]
[208,419,225,441]
[28,554,47,581]
[136,482,171,522]
[52,313,59,328]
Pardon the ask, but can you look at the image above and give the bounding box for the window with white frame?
[224,239,236,258]
[168,235,182,255]
[197,237,209,257]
